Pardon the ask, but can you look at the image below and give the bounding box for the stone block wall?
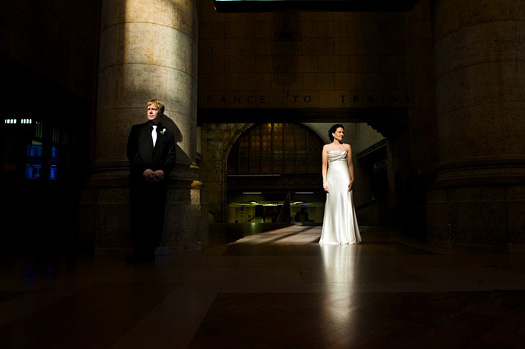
[197,0,437,233]
[197,0,435,114]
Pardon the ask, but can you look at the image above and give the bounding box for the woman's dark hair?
[328,124,344,142]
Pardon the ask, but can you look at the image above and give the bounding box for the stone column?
[79,0,207,255]
[427,0,525,251]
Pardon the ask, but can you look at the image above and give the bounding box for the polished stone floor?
[2,226,525,348]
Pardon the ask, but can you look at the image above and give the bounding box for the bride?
[319,124,361,245]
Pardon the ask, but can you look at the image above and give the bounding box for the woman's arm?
[346,144,354,191]
[322,145,329,192]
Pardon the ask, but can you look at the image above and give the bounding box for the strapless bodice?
[328,150,347,163]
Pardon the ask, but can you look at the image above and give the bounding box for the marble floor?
[2,226,525,348]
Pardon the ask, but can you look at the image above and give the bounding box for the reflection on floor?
[1,226,525,348]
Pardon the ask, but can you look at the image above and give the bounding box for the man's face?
[147,104,162,124]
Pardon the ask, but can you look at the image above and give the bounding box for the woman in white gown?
[320,124,361,244]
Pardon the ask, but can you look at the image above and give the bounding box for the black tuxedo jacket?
[127,121,176,186]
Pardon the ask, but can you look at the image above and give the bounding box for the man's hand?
[143,169,155,181]
[143,169,165,182]
[152,170,165,181]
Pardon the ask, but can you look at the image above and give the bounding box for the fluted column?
[80,0,207,254]
[427,0,525,251]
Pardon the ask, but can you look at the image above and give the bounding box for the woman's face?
[147,103,162,124]
[332,127,344,142]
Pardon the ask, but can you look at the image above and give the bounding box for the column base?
[426,182,525,252]
[80,169,208,256]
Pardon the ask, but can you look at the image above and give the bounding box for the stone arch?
[222,123,253,172]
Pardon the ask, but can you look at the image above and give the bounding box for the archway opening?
[226,122,325,224]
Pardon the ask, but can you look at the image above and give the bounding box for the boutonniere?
[159,128,166,135]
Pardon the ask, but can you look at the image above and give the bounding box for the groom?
[126,99,176,262]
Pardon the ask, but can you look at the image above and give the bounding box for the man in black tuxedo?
[126,99,176,262]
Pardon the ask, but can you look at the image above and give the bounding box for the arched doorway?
[226,123,325,224]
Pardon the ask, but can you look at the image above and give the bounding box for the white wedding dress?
[320,151,361,244]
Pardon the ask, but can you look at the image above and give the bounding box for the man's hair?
[328,124,344,142]
[147,99,165,114]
